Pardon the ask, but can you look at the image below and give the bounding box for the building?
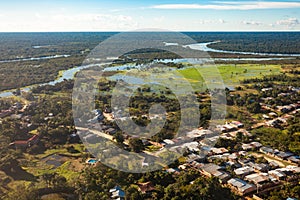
[200,164,231,183]
[248,163,269,172]
[186,129,209,141]
[260,147,274,155]
[9,134,40,149]
[163,139,175,146]
[210,147,229,155]
[231,121,244,128]
[245,173,270,186]
[187,153,206,163]
[227,178,256,196]
[275,152,294,160]
[287,156,300,165]
[242,142,262,151]
[268,170,286,180]
[234,166,254,177]
[109,186,125,200]
[137,182,155,196]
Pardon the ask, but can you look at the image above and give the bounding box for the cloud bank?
[151,1,300,10]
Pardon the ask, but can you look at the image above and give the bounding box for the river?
[0,41,297,98]
[0,55,70,63]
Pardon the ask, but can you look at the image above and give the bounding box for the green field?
[177,64,282,89]
[110,64,282,92]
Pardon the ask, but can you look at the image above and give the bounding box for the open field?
[178,64,282,89]
[110,64,282,92]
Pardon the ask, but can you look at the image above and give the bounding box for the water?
[0,63,102,98]
[185,41,300,57]
[87,159,98,164]
[0,41,296,98]
[0,55,70,63]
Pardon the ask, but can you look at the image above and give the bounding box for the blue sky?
[0,0,300,31]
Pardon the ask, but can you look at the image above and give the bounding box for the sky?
[0,0,300,32]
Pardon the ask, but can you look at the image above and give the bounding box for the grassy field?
[110,64,282,92]
[177,64,282,90]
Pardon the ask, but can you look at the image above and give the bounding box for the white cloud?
[242,20,263,25]
[154,16,165,23]
[276,17,299,28]
[151,1,300,10]
[219,19,226,24]
[196,19,226,25]
[0,13,138,31]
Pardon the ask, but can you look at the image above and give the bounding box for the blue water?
[88,159,97,164]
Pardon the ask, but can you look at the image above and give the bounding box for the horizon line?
[0,30,300,33]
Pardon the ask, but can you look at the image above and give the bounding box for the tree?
[125,185,142,200]
[129,138,144,153]
[114,132,124,144]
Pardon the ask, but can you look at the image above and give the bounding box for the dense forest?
[1,32,300,61]
[204,32,300,54]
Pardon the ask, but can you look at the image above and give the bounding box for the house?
[287,156,300,164]
[178,164,188,170]
[227,178,256,196]
[260,147,274,155]
[268,170,286,180]
[234,166,254,177]
[242,143,253,151]
[163,139,175,146]
[109,186,125,200]
[224,124,237,132]
[286,165,300,174]
[263,114,271,119]
[181,142,200,152]
[200,164,231,183]
[269,161,280,169]
[245,173,270,186]
[242,142,262,151]
[228,153,238,161]
[187,153,206,163]
[275,152,294,160]
[200,163,221,176]
[226,161,242,169]
[186,129,209,141]
[238,158,252,167]
[166,168,180,174]
[231,121,244,128]
[251,142,262,149]
[253,163,269,172]
[229,129,252,138]
[137,182,155,195]
[9,134,40,149]
[210,147,228,155]
[261,88,272,92]
[269,112,278,118]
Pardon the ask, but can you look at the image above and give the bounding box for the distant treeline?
[194,32,300,54]
[1,32,300,60]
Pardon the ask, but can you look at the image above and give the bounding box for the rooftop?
[228,178,256,193]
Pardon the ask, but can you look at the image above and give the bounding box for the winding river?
[0,41,298,98]
[185,41,300,57]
